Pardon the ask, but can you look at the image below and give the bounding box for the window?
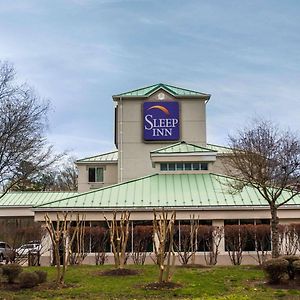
[185,163,192,170]
[168,163,175,171]
[177,163,184,171]
[175,220,213,252]
[88,167,104,182]
[160,162,209,171]
[200,163,208,170]
[90,222,110,253]
[224,219,238,226]
[224,219,271,251]
[160,163,168,171]
[132,221,153,252]
[192,163,200,170]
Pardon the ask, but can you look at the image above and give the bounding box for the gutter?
[0,205,34,209]
[76,161,117,165]
[32,204,300,212]
[113,95,211,101]
[150,152,217,157]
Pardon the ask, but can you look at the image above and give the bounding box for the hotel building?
[1,83,300,265]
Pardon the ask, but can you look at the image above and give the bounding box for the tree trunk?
[54,245,61,284]
[159,264,164,283]
[270,205,280,258]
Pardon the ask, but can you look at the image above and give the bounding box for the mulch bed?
[143,281,182,290]
[100,268,140,276]
[0,282,21,291]
[0,281,77,291]
[266,280,300,290]
[176,264,211,269]
[248,278,300,291]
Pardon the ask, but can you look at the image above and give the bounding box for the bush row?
[262,255,300,283]
[0,264,47,288]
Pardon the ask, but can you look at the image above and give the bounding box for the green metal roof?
[0,191,78,207]
[206,143,233,154]
[34,173,300,210]
[75,144,231,164]
[113,83,210,99]
[151,142,217,154]
[76,150,118,164]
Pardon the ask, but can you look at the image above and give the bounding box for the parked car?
[0,241,15,262]
[15,242,41,256]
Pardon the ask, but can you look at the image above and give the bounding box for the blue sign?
[143,101,180,141]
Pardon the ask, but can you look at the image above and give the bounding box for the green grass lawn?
[1,264,300,300]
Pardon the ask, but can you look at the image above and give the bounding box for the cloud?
[65,0,148,6]
[0,0,299,155]
[47,133,114,158]
[203,75,300,145]
[0,1,43,14]
[138,17,167,26]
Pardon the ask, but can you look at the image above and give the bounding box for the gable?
[113,83,210,100]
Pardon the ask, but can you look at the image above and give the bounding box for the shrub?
[89,226,109,265]
[281,255,300,263]
[281,255,300,280]
[34,270,47,284]
[224,225,248,265]
[262,258,289,284]
[247,224,271,265]
[2,264,23,284]
[19,272,39,288]
[132,225,153,265]
[293,260,300,280]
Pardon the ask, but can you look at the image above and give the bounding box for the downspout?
[120,96,123,182]
[204,95,211,147]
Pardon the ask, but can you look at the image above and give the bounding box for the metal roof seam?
[218,176,232,205]
[203,174,210,205]
[186,175,192,205]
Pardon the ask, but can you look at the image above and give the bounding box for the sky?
[0,0,299,159]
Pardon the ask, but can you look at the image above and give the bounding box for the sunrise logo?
[147,105,170,115]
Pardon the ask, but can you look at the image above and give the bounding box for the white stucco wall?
[116,89,208,182]
[77,163,118,192]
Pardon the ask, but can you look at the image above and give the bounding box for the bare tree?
[44,212,85,285]
[55,157,78,191]
[69,221,87,265]
[174,218,198,265]
[0,61,62,196]
[90,226,109,265]
[247,224,271,265]
[224,225,248,265]
[198,225,223,266]
[153,209,176,283]
[104,211,131,270]
[293,223,300,253]
[0,218,42,249]
[10,157,78,192]
[225,119,300,258]
[278,224,299,256]
[0,218,43,264]
[131,225,152,265]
